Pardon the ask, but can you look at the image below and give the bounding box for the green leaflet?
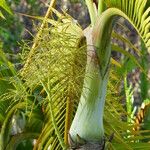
[0,10,5,19]
[0,0,12,18]
[20,18,86,149]
[5,133,39,150]
[104,0,150,51]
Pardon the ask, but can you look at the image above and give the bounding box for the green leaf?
[112,31,141,56]
[0,0,12,15]
[0,10,5,19]
[20,18,86,149]
[0,79,13,95]
[0,99,11,124]
[0,102,27,149]
[112,44,144,72]
[5,132,39,150]
[104,0,150,52]
[112,142,150,150]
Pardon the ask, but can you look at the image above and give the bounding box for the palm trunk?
[69,26,110,149]
[69,8,120,149]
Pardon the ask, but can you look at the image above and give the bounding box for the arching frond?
[104,0,150,51]
[20,17,87,149]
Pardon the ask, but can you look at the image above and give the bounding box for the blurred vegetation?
[0,0,46,53]
[0,0,89,53]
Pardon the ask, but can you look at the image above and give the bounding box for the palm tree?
[1,0,150,149]
[69,0,150,149]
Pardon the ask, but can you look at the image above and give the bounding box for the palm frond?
[5,132,39,150]
[20,15,87,149]
[0,0,12,18]
[104,0,150,52]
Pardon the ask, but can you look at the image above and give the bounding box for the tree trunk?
[70,143,105,150]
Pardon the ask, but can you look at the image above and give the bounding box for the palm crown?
[0,0,150,150]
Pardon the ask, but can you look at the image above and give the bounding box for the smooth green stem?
[69,38,109,142]
[0,102,27,150]
[124,75,132,123]
[70,8,130,143]
[85,0,97,26]
[93,8,132,77]
[140,39,149,102]
[98,0,106,15]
